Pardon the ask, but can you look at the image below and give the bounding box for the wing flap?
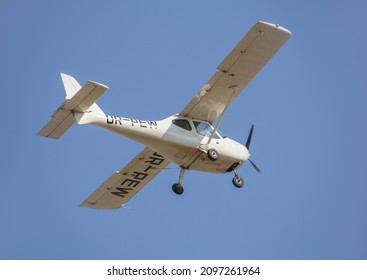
[180,21,291,122]
[80,147,170,210]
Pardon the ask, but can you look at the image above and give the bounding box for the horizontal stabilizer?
[37,75,108,139]
[62,80,108,113]
[37,105,75,139]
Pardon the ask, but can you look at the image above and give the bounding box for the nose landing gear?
[232,175,244,188]
[231,168,244,188]
[228,162,245,188]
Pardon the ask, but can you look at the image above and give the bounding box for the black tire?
[232,176,244,188]
[172,183,184,195]
[207,148,219,161]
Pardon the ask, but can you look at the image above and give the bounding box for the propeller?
[245,125,261,173]
[249,158,261,173]
[245,125,254,150]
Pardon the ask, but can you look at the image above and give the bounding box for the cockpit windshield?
[193,121,221,139]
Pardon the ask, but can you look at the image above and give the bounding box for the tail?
[37,73,108,139]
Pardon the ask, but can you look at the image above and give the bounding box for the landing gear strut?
[172,168,186,195]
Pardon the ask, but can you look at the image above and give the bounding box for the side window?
[193,121,221,139]
[172,119,192,131]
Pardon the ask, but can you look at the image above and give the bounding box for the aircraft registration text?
[106,115,157,129]
[111,152,166,198]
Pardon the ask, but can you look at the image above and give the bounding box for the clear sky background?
[1,0,366,260]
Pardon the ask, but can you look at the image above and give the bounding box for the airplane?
[38,21,291,210]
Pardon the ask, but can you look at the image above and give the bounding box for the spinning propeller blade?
[245,125,261,173]
[245,125,254,149]
[249,159,261,173]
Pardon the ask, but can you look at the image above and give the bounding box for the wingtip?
[257,21,292,37]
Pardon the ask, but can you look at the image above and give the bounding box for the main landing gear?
[172,168,186,195]
[207,148,219,161]
[172,183,184,195]
[208,149,245,188]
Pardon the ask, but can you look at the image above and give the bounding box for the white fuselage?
[78,113,249,173]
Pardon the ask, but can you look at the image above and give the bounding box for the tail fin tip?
[60,73,82,99]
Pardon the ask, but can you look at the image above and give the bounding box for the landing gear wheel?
[207,148,219,161]
[172,183,184,195]
[232,176,244,188]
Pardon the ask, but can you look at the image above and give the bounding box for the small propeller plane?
[38,21,291,209]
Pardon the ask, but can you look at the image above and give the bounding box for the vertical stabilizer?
[61,73,82,99]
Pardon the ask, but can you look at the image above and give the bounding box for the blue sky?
[1,0,366,259]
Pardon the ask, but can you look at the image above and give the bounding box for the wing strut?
[207,85,238,145]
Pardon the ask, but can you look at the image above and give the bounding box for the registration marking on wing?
[80,148,170,210]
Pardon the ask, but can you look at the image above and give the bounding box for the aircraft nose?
[244,146,261,173]
[244,146,250,161]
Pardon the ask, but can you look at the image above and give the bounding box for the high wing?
[179,21,292,123]
[80,147,170,210]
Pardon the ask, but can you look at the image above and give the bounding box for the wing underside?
[179,21,292,123]
[80,147,170,210]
